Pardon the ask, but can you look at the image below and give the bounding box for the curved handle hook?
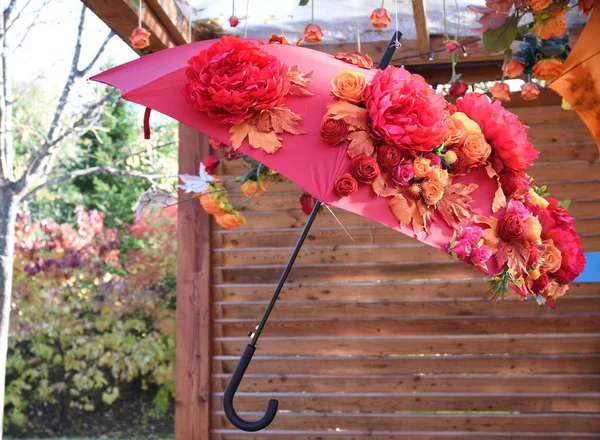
[223,344,279,432]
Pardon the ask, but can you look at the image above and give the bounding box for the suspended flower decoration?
[131,28,151,49]
[229,0,239,27]
[532,11,567,40]
[532,58,564,81]
[445,40,460,53]
[370,6,392,29]
[521,82,540,100]
[304,0,323,44]
[449,81,469,97]
[504,58,524,78]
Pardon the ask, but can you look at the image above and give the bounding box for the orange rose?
[422,180,445,205]
[412,157,432,178]
[240,178,267,198]
[199,191,228,216]
[491,82,511,102]
[304,23,323,44]
[370,8,391,28]
[130,28,151,49]
[546,280,569,299]
[531,0,552,9]
[504,59,525,78]
[542,239,563,273]
[523,215,542,244]
[521,82,540,100]
[532,58,564,82]
[427,166,449,185]
[215,212,246,229]
[533,12,567,40]
[461,134,491,167]
[446,117,468,146]
[331,69,368,104]
[452,112,482,135]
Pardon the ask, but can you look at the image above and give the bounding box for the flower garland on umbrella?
[320,56,584,307]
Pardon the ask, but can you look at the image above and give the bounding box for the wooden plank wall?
[207,100,600,439]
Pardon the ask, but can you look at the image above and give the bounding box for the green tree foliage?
[6,205,177,433]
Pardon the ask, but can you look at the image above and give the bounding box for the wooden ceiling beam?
[411,0,430,60]
[80,0,189,54]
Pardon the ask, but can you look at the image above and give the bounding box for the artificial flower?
[199,191,228,216]
[450,149,469,175]
[497,214,524,242]
[229,15,240,27]
[458,226,485,246]
[178,163,215,194]
[579,0,597,15]
[365,67,448,153]
[377,145,402,171]
[450,240,472,260]
[446,117,468,146]
[499,169,529,198]
[332,52,375,69]
[472,244,493,266]
[534,197,575,233]
[391,160,415,186]
[422,180,445,205]
[334,173,359,197]
[461,134,491,167]
[456,93,539,170]
[545,280,569,298]
[531,272,549,293]
[330,69,368,104]
[445,41,460,53]
[130,28,151,49]
[522,215,542,244]
[485,0,513,12]
[452,112,482,135]
[240,177,267,198]
[412,157,432,178]
[304,23,323,44]
[504,59,524,78]
[449,81,468,97]
[427,166,449,185]
[529,189,549,208]
[491,82,511,102]
[215,212,246,229]
[507,200,530,220]
[530,0,552,10]
[424,153,442,167]
[542,239,562,273]
[407,183,423,198]
[545,225,586,284]
[352,155,380,184]
[532,58,564,82]
[300,193,316,215]
[532,12,567,40]
[443,150,458,165]
[268,34,302,45]
[320,118,349,145]
[202,156,220,174]
[370,8,392,28]
[183,36,290,124]
[521,82,540,100]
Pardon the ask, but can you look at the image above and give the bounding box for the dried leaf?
[435,183,479,229]
[485,163,498,179]
[346,130,375,158]
[269,34,302,45]
[132,188,176,220]
[256,108,306,135]
[343,114,369,131]
[289,85,314,97]
[288,66,313,91]
[492,183,507,213]
[248,128,282,154]
[326,101,367,121]
[496,241,530,273]
[389,195,431,239]
[474,215,500,252]
[331,51,374,69]
[229,121,251,150]
[373,172,401,198]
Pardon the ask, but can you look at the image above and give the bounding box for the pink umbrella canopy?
[93,34,586,432]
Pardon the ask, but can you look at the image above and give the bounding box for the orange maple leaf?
[347,130,375,158]
[372,172,401,197]
[288,66,313,96]
[389,194,431,239]
[474,215,500,252]
[435,183,478,229]
[331,51,374,69]
[496,241,531,274]
[229,120,282,154]
[255,108,306,135]
[269,34,302,46]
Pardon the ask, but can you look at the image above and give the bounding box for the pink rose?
[365,66,448,153]
[445,41,460,53]
[450,240,472,260]
[507,200,530,221]
[458,226,484,246]
[391,160,415,186]
[471,245,493,266]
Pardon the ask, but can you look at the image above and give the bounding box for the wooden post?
[176,124,211,440]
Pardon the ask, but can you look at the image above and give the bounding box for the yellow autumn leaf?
[229,121,251,150]
[248,128,282,154]
[326,101,367,120]
[389,194,412,228]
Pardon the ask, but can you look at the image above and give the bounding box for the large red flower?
[456,93,539,170]
[183,36,290,124]
[546,227,586,285]
[365,66,448,153]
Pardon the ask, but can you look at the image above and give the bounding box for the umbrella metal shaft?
[250,200,324,346]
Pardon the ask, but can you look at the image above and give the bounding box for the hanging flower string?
[229,0,239,27]
[371,0,392,29]
[304,0,323,44]
[130,0,151,49]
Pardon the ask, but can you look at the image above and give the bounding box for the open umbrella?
[549,7,600,149]
[92,31,585,432]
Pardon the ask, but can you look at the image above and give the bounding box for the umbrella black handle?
[223,344,279,432]
[378,31,403,70]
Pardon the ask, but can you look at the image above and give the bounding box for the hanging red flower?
[229,15,240,27]
[370,8,391,28]
[449,81,468,97]
[130,28,151,49]
[304,23,323,44]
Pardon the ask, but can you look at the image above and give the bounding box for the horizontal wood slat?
[214,334,600,356]
[213,354,600,374]
[212,412,600,433]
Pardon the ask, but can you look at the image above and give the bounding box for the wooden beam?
[411,0,430,59]
[81,0,188,54]
[176,125,212,440]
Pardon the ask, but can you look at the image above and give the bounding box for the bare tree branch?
[7,71,43,105]
[5,0,34,32]
[2,0,18,25]
[78,30,114,77]
[21,166,175,200]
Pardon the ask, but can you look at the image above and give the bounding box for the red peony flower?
[352,155,380,184]
[370,8,392,28]
[533,197,575,234]
[456,93,539,170]
[320,118,349,145]
[449,81,468,97]
[334,173,359,197]
[546,227,586,284]
[202,155,220,174]
[304,23,323,44]
[365,67,448,153]
[377,145,402,171]
[497,214,525,242]
[183,36,290,125]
